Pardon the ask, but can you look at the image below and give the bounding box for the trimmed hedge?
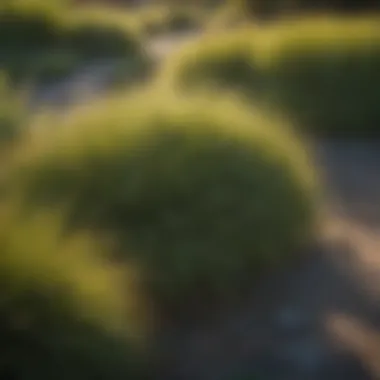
[0,205,149,379]
[163,17,380,137]
[9,89,319,320]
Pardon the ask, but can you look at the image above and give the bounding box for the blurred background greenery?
[0,0,379,379]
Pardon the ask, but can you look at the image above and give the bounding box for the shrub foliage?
[0,205,149,379]
[0,1,145,85]
[9,90,319,319]
[159,29,259,95]
[235,0,380,19]
[0,74,26,150]
[164,17,380,136]
[258,17,380,136]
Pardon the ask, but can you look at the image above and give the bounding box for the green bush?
[9,89,319,320]
[64,22,142,61]
[234,0,380,19]
[164,8,203,33]
[0,1,66,84]
[257,17,380,136]
[159,28,260,96]
[0,2,146,85]
[0,1,62,54]
[63,6,144,60]
[165,17,380,137]
[136,6,203,37]
[0,205,149,379]
[0,12,57,53]
[207,2,250,31]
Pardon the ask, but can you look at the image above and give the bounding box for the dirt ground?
[155,140,380,380]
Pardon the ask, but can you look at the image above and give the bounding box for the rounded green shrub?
[0,3,147,86]
[0,205,149,379]
[158,28,260,98]
[9,90,319,320]
[165,17,380,137]
[256,17,380,136]
[62,8,144,62]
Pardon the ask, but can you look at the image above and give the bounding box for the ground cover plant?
[7,88,320,322]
